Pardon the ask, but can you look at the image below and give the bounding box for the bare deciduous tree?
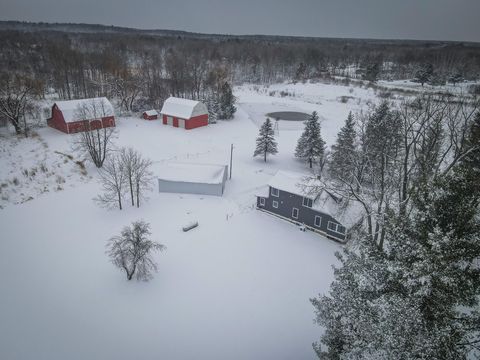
[72,98,116,168]
[0,74,41,137]
[106,220,165,281]
[120,147,153,208]
[94,153,126,210]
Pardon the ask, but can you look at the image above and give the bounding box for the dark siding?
[257,186,346,241]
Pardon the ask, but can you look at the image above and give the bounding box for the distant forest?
[1,21,480,111]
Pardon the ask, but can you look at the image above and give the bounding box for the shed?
[158,163,228,196]
[160,97,208,130]
[47,97,115,134]
[143,110,158,120]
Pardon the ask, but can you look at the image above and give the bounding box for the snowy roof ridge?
[54,97,114,122]
[160,97,206,119]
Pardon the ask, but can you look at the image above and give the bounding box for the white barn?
[158,163,228,196]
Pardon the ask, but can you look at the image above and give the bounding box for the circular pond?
[266,111,310,121]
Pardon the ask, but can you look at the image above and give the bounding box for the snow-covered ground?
[0,82,370,359]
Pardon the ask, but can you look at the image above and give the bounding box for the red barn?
[160,97,208,130]
[47,97,115,134]
[142,110,158,120]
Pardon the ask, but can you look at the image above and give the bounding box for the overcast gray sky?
[1,0,479,42]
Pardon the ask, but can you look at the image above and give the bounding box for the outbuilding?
[47,97,115,134]
[160,97,208,130]
[143,110,158,120]
[158,162,228,197]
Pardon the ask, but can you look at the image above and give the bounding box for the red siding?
[161,113,208,130]
[47,103,116,134]
[185,114,209,130]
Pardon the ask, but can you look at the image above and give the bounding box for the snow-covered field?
[0,82,373,359]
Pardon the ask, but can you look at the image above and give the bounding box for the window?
[314,216,321,227]
[259,197,265,206]
[327,221,346,234]
[292,207,299,219]
[273,200,279,208]
[271,187,279,197]
[302,197,313,208]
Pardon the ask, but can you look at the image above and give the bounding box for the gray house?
[158,162,228,197]
[256,171,347,242]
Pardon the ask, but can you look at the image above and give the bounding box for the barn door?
[178,119,185,128]
[167,116,173,126]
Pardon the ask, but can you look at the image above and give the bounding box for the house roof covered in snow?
[144,110,158,116]
[268,171,320,200]
[55,97,114,122]
[157,162,227,185]
[160,97,207,119]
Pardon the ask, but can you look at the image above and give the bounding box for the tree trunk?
[129,177,134,207]
[118,191,123,210]
[10,119,21,135]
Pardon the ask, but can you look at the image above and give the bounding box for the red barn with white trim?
[160,97,208,130]
[143,110,158,120]
[47,97,115,134]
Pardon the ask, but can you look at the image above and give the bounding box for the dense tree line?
[1,22,480,118]
[311,95,480,358]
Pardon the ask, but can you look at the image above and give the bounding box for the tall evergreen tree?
[329,111,357,181]
[295,111,326,169]
[218,82,236,120]
[254,118,278,162]
[203,93,220,123]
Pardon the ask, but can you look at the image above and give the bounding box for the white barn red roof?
[55,97,114,122]
[160,97,207,119]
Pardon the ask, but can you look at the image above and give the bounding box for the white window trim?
[272,200,279,208]
[259,197,265,206]
[314,215,321,227]
[327,221,346,235]
[302,197,313,208]
[271,187,279,197]
[292,207,299,219]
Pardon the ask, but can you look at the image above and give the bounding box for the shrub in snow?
[106,220,165,281]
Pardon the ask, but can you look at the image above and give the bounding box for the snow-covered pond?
[266,111,310,121]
